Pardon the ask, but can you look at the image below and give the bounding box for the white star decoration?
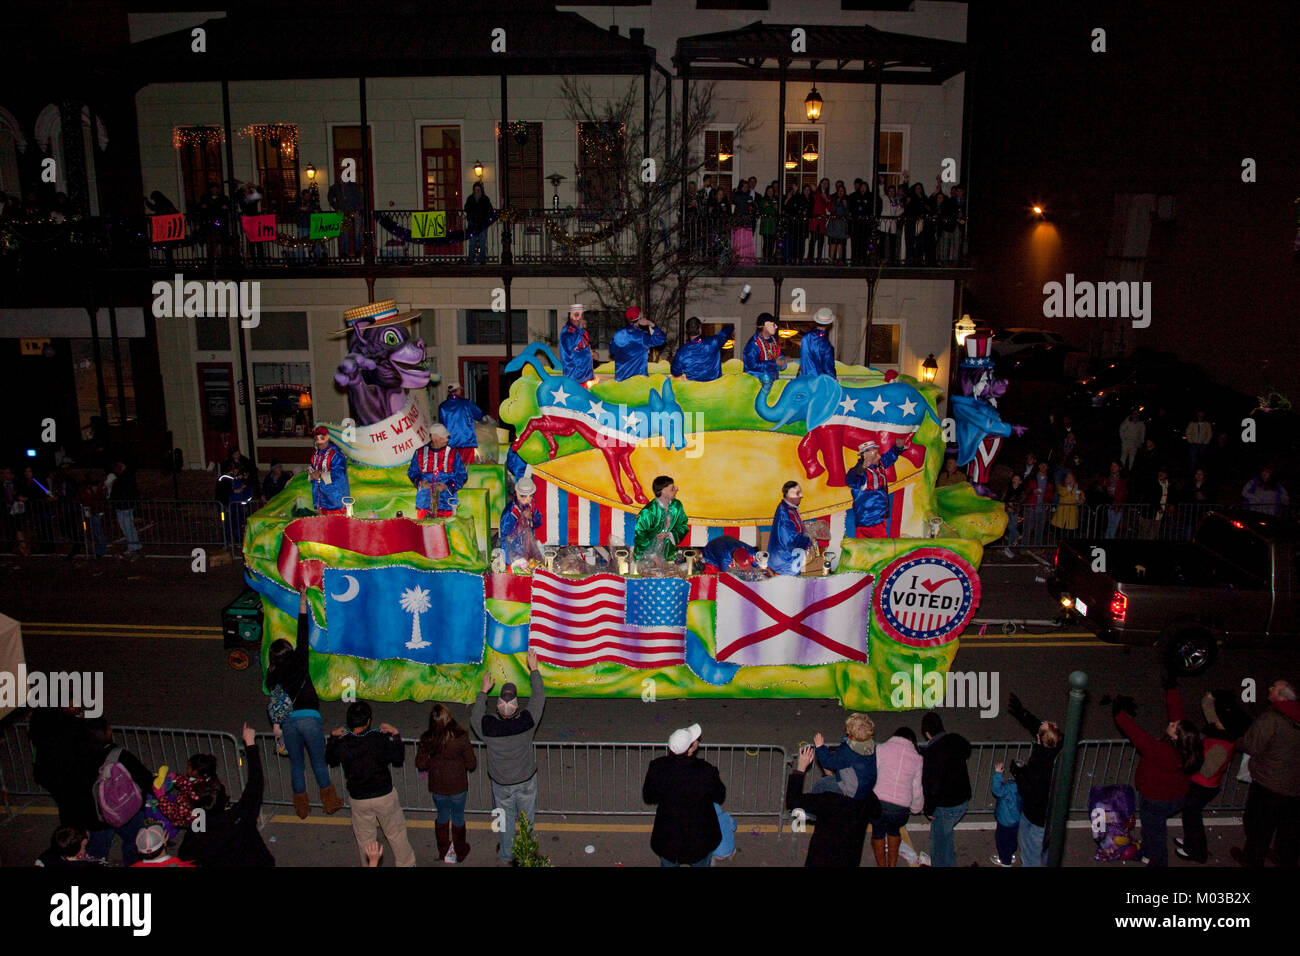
[550,385,571,406]
[839,396,858,413]
[587,399,605,418]
[899,397,918,418]
[869,395,889,415]
[624,412,644,431]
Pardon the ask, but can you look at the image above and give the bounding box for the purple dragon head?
[334,321,429,425]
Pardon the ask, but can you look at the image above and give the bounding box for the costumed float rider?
[560,303,595,384]
[671,316,735,383]
[769,480,814,575]
[701,535,758,574]
[499,476,545,564]
[846,437,910,538]
[743,313,788,384]
[798,308,837,379]
[309,425,349,515]
[633,475,689,561]
[438,383,487,466]
[609,306,666,382]
[408,424,467,519]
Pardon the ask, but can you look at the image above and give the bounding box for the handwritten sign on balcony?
[309,212,343,239]
[241,214,277,243]
[151,213,186,242]
[410,211,447,240]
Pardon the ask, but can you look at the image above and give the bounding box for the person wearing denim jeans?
[1006,692,1063,867]
[644,723,726,867]
[106,462,142,555]
[471,650,546,864]
[416,702,477,862]
[84,718,156,865]
[266,588,345,818]
[1112,686,1198,867]
[919,712,972,867]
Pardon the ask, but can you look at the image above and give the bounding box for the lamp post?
[920,353,938,383]
[473,160,484,180]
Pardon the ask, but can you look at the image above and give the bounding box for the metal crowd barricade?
[997,501,1297,550]
[252,734,788,828]
[105,499,231,556]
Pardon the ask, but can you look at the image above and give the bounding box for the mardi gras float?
[242,303,1013,710]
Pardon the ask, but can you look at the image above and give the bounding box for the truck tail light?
[1109,590,1127,623]
[1053,546,1060,570]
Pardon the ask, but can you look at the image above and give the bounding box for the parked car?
[1048,510,1299,674]
[991,328,1067,357]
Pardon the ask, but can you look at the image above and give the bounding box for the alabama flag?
[715,573,874,666]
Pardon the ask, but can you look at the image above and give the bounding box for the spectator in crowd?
[877,179,902,264]
[197,180,232,259]
[29,705,97,828]
[1098,460,1129,539]
[609,307,666,382]
[807,181,831,262]
[267,587,344,819]
[130,824,194,868]
[1022,460,1055,545]
[786,744,879,867]
[1119,409,1146,471]
[902,181,930,265]
[789,184,812,264]
[826,181,849,263]
[758,185,780,262]
[144,190,179,216]
[989,762,1021,867]
[1184,410,1213,473]
[1241,466,1290,516]
[463,181,495,265]
[1172,685,1249,863]
[743,313,786,385]
[180,723,274,867]
[36,827,105,868]
[936,456,968,488]
[712,802,738,863]
[262,461,291,500]
[1020,452,1038,481]
[811,713,877,799]
[643,723,727,867]
[1052,417,1079,486]
[939,183,966,264]
[106,461,141,558]
[1128,438,1159,496]
[1145,466,1176,533]
[1006,693,1063,867]
[84,717,156,865]
[847,178,871,265]
[919,711,972,867]
[471,649,545,864]
[415,703,477,864]
[870,726,923,867]
[731,181,756,264]
[1049,471,1085,537]
[327,702,416,867]
[1185,467,1214,505]
[1232,678,1300,867]
[1001,472,1025,556]
[672,316,734,383]
[1111,687,1199,866]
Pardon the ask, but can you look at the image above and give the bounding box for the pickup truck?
[1048,510,1298,674]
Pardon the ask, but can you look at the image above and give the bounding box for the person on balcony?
[848,178,871,265]
[798,309,836,378]
[808,179,832,263]
[197,181,232,260]
[758,185,780,262]
[877,179,902,264]
[609,307,666,381]
[463,182,494,265]
[438,384,488,466]
[743,313,787,385]
[328,180,363,259]
[671,316,734,383]
[408,425,467,519]
[781,184,804,265]
[559,303,595,384]
[827,182,850,264]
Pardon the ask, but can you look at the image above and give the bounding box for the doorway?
[422,125,463,257]
[196,363,236,466]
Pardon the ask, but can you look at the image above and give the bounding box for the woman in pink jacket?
[871,726,924,867]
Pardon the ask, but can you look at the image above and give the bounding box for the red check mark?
[920,576,958,593]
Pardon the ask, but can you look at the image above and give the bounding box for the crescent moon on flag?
[331,574,360,603]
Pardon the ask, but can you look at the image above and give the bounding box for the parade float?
[242,304,1012,710]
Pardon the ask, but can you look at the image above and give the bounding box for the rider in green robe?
[633,475,689,560]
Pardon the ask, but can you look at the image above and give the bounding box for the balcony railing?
[0,207,970,276]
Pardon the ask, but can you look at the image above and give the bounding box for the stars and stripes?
[528,571,689,668]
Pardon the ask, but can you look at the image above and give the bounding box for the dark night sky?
[967,0,1299,397]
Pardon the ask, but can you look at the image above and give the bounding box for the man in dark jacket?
[84,717,156,865]
[180,723,274,867]
[1233,678,1300,867]
[107,461,142,557]
[919,711,971,867]
[29,706,97,828]
[643,723,726,866]
[786,745,879,866]
[471,649,545,864]
[463,182,495,264]
[326,702,416,867]
[1007,693,1062,867]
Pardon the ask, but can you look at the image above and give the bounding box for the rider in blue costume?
[608,307,666,381]
[559,303,595,383]
[769,480,814,575]
[671,316,735,382]
[798,308,837,379]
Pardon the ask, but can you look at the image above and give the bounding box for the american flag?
[528,571,689,668]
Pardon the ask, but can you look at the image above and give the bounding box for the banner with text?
[330,395,433,467]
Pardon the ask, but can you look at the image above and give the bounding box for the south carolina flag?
[715,573,874,666]
[322,566,485,665]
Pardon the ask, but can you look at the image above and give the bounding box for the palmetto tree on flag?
[399,585,432,649]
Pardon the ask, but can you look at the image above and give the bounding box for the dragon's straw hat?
[331,299,421,335]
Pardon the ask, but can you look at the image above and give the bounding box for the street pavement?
[0,547,1290,867]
